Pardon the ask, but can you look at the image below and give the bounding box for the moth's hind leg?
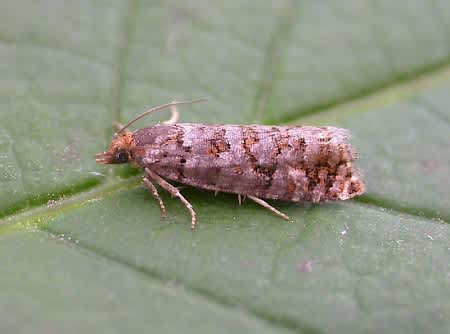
[143,175,167,220]
[247,195,290,221]
[162,102,179,125]
[145,168,197,230]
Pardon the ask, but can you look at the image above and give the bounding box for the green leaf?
[0,231,284,334]
[1,1,449,333]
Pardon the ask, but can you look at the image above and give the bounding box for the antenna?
[116,98,207,134]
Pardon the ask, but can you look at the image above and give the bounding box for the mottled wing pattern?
[132,124,364,202]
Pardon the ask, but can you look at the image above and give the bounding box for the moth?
[95,100,365,230]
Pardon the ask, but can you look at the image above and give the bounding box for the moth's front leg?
[162,103,179,125]
[111,106,175,131]
[144,168,197,231]
[142,175,167,220]
[113,121,124,131]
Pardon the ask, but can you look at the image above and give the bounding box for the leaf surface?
[1,1,450,333]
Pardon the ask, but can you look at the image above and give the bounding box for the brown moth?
[95,100,365,230]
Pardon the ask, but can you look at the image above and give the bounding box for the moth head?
[95,99,206,165]
[95,131,133,164]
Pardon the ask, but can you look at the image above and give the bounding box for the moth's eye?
[116,150,128,163]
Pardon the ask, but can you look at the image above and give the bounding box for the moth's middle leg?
[237,193,247,205]
[145,168,197,230]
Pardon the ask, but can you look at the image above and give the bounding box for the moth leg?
[162,103,179,125]
[247,195,290,221]
[237,194,247,205]
[145,168,197,230]
[142,176,167,220]
[113,121,124,131]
